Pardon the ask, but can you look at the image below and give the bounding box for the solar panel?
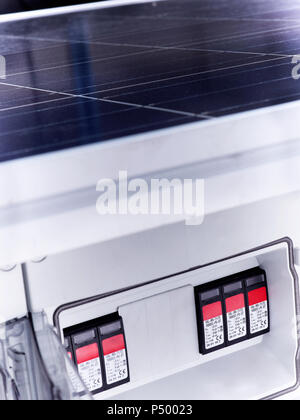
[0,0,299,163]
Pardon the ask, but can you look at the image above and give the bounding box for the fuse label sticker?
[248,287,269,334]
[225,294,247,341]
[102,334,128,385]
[202,301,224,350]
[76,343,103,392]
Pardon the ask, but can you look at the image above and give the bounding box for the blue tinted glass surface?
[0,0,299,162]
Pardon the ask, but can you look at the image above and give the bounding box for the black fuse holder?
[195,285,226,354]
[98,314,130,390]
[195,267,270,355]
[71,328,104,394]
[245,268,270,338]
[223,280,248,346]
[64,336,74,362]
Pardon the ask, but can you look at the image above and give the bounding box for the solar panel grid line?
[138,72,295,108]
[88,23,297,48]
[13,20,300,44]
[0,96,71,113]
[0,18,298,79]
[0,53,293,118]
[0,52,284,94]
[5,53,282,86]
[105,73,294,110]
[5,47,159,78]
[3,18,299,53]
[85,56,287,98]
[0,103,137,138]
[68,56,288,96]
[1,33,283,75]
[4,48,291,83]
[66,27,300,53]
[61,38,295,58]
[172,23,300,46]
[0,79,211,122]
[171,26,300,52]
[84,24,300,60]
[89,58,289,99]
[4,49,286,99]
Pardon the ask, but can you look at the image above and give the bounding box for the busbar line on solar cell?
[0,97,71,113]
[91,58,290,98]
[0,97,80,117]
[69,39,293,58]
[2,19,298,56]
[171,24,300,47]
[0,107,139,138]
[4,47,291,81]
[4,47,158,79]
[4,55,287,91]
[112,41,294,58]
[4,21,299,55]
[0,19,205,47]
[0,81,210,120]
[148,74,296,109]
[67,55,288,96]
[84,56,286,98]
[49,54,287,98]
[108,14,300,23]
[3,38,288,97]
[3,35,292,81]
[175,33,300,53]
[90,20,300,45]
[13,54,286,104]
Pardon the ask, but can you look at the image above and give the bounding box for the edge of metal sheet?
[0,0,166,22]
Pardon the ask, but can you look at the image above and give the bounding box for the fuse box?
[194,268,270,354]
[53,239,298,400]
[64,314,129,394]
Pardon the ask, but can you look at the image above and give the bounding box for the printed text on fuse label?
[102,334,128,385]
[76,343,103,392]
[248,287,269,334]
[202,302,225,350]
[225,294,247,342]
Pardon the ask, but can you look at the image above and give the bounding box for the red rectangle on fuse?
[225,293,245,313]
[202,301,223,321]
[248,287,267,306]
[102,334,125,356]
[76,343,99,364]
